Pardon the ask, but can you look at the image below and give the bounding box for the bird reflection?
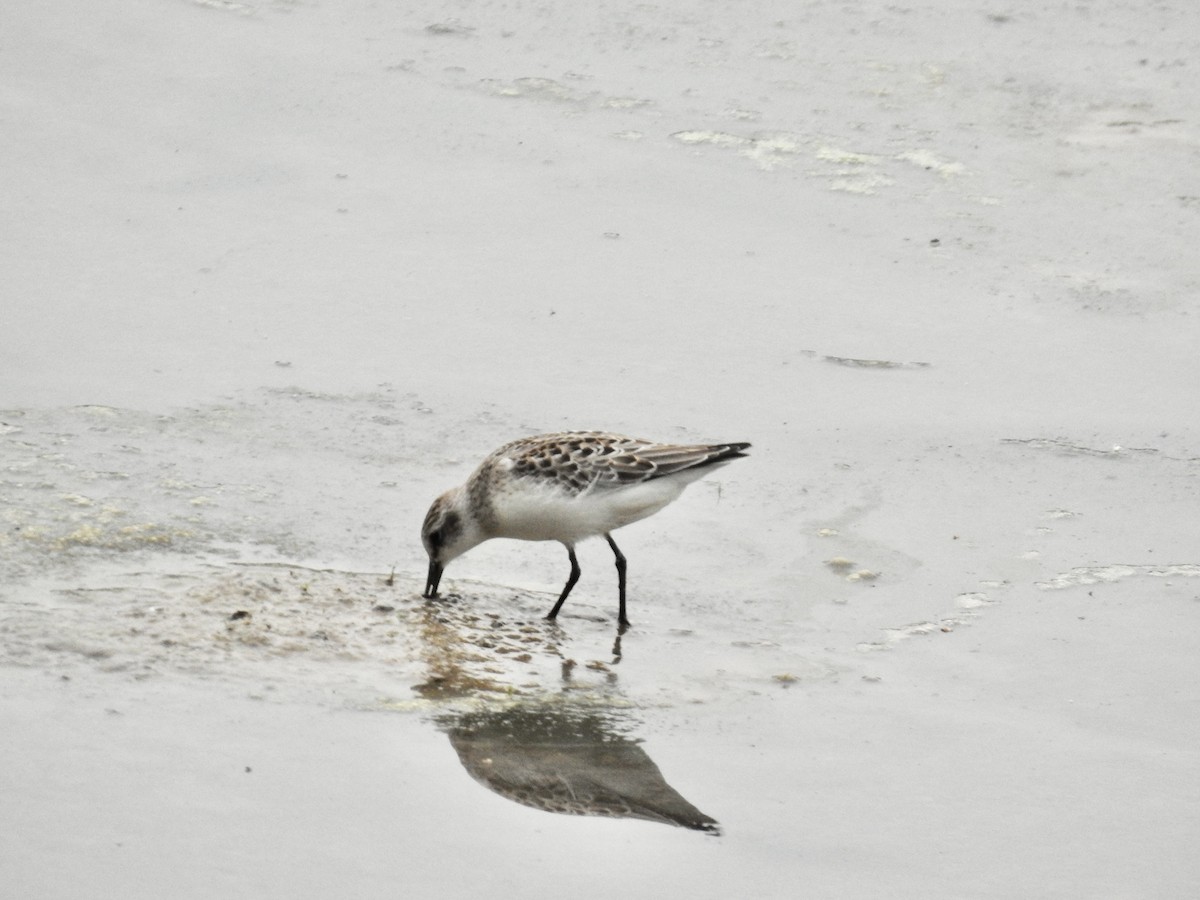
[411,592,718,833]
[439,701,718,833]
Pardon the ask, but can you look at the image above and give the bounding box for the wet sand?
[3,1,1199,897]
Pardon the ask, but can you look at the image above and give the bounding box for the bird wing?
[497,432,749,494]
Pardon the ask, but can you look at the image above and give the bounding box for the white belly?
[491,476,692,544]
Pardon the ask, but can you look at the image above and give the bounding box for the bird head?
[420,487,484,598]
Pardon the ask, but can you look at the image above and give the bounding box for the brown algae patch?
[3,562,625,708]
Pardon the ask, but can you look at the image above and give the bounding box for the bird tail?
[636,441,751,478]
[707,442,751,463]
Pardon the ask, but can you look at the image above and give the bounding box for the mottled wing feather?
[496,432,749,494]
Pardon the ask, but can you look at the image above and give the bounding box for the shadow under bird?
[420,431,750,626]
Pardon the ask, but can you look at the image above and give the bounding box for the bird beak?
[423,558,443,598]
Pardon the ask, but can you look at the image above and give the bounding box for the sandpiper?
[420,431,750,626]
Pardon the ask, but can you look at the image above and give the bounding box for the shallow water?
[3,393,1198,897]
[4,0,1199,896]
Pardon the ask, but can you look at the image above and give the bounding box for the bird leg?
[605,533,630,627]
[545,544,581,620]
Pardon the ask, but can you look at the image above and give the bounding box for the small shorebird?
[421,432,750,626]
